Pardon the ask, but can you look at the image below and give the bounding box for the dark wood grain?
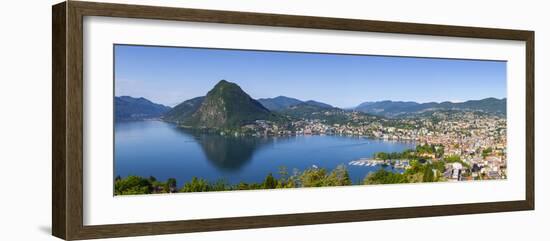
[525,32,535,209]
[73,201,530,240]
[52,1,535,240]
[73,1,532,40]
[66,1,85,240]
[52,2,67,240]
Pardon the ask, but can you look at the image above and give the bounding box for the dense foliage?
[115,156,449,196]
[363,169,408,184]
[363,160,443,185]
[115,165,353,195]
[373,144,444,161]
[444,155,471,168]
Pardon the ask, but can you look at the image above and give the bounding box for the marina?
[348,158,410,169]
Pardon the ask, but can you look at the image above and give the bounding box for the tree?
[300,167,328,187]
[114,176,152,195]
[435,145,444,158]
[422,165,435,182]
[325,165,352,186]
[444,155,470,168]
[375,152,389,160]
[363,170,408,185]
[211,179,229,191]
[180,177,209,192]
[277,166,290,188]
[482,147,493,159]
[444,155,461,163]
[165,178,177,193]
[432,160,446,173]
[263,173,278,189]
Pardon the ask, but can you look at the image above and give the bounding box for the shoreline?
[118,118,421,142]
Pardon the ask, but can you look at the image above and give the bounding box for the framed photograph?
[52,1,534,240]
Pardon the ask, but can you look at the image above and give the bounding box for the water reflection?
[115,121,416,184]
[176,129,274,171]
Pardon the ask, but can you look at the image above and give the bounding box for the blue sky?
[114,45,506,108]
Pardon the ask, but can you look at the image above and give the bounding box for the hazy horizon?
[115,90,506,108]
[115,45,507,108]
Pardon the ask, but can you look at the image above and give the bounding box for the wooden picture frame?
[52,1,534,240]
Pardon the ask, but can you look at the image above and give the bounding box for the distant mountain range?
[257,96,302,111]
[257,96,333,111]
[115,96,171,121]
[353,98,506,117]
[162,81,337,129]
[115,80,506,125]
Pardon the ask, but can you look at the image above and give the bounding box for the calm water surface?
[115,121,415,186]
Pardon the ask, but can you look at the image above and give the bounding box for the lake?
[115,121,415,186]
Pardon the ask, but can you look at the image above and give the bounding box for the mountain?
[354,101,420,115]
[303,100,333,109]
[279,102,342,120]
[115,96,171,121]
[257,96,303,111]
[183,80,277,128]
[257,96,334,112]
[163,96,205,123]
[354,98,506,117]
[437,98,506,114]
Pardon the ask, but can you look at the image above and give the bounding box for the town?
[228,109,507,182]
